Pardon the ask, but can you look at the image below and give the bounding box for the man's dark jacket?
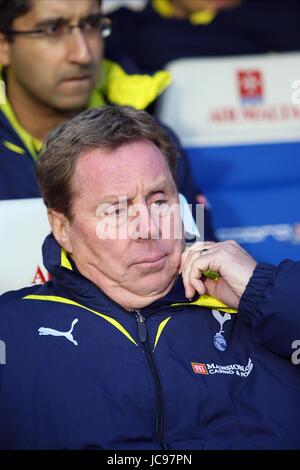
[0,234,299,449]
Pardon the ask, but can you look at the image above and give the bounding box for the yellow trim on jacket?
[172,294,237,314]
[3,140,25,155]
[0,96,42,160]
[23,294,138,346]
[153,316,172,351]
[23,291,236,350]
[100,59,171,110]
[60,249,73,271]
[152,0,217,25]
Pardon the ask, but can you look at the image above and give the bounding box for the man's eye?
[104,207,126,217]
[80,13,104,32]
[151,200,168,207]
[115,208,126,216]
[44,23,66,36]
[81,17,99,31]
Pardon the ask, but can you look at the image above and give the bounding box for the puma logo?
[38,318,79,346]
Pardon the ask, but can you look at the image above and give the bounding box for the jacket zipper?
[135,310,168,449]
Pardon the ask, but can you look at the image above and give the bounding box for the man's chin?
[129,267,178,299]
[49,102,87,118]
[52,88,94,113]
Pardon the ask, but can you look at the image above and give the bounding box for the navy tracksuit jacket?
[0,234,299,449]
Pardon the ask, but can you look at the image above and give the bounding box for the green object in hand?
[203,270,220,280]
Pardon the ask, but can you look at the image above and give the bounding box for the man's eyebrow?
[97,195,128,205]
[146,179,175,197]
[148,186,168,196]
[33,16,69,28]
[97,180,174,205]
[33,12,100,29]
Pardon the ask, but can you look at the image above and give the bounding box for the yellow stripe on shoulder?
[23,294,138,346]
[3,140,25,155]
[172,294,237,314]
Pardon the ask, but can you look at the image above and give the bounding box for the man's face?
[1,0,103,112]
[59,140,184,302]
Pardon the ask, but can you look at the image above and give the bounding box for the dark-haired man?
[0,0,215,239]
[0,0,108,197]
[0,0,168,197]
[0,105,299,450]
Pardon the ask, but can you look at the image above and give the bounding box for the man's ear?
[48,210,73,254]
[0,33,12,67]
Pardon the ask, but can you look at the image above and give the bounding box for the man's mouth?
[133,255,167,268]
[63,75,91,82]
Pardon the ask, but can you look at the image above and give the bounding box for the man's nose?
[130,205,160,241]
[66,28,93,65]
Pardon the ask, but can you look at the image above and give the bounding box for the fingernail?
[185,290,192,299]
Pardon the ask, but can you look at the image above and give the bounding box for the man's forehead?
[75,142,171,179]
[96,175,174,202]
[26,0,101,23]
[72,142,176,202]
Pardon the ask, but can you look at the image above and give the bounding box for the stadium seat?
[157,52,300,263]
[0,198,50,294]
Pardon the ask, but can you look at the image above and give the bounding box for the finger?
[185,241,217,255]
[182,249,204,282]
[182,243,221,276]
[180,245,204,274]
[183,245,223,298]
[180,241,218,273]
[182,251,201,298]
[188,259,207,296]
[179,248,193,274]
[190,278,206,297]
[182,250,209,298]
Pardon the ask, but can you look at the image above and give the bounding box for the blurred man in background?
[0,0,215,239]
[0,0,169,198]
